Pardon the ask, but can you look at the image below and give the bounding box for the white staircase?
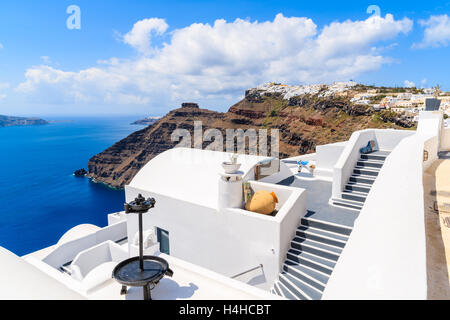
[270,214,352,300]
[331,150,390,211]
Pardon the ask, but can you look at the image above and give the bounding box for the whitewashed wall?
[332,129,414,199]
[125,181,306,291]
[42,222,127,269]
[315,142,347,181]
[324,112,443,299]
[440,128,450,151]
[332,130,376,199]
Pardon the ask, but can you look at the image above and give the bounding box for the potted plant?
[222,153,241,174]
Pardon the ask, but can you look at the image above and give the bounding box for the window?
[156,227,170,255]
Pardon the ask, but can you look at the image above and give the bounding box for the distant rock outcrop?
[131,116,161,126]
[181,103,199,108]
[74,169,87,177]
[87,85,415,189]
[0,115,48,127]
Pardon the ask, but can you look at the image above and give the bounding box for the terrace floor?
[423,159,450,299]
[277,174,359,228]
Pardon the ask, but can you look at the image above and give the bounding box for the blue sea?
[0,117,146,256]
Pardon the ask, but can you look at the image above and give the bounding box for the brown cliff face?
[87,93,415,189]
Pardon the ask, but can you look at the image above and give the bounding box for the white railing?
[332,130,376,199]
[331,129,414,200]
[43,221,127,269]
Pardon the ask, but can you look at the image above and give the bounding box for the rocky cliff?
[87,84,415,188]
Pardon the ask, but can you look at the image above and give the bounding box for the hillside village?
[87,81,421,188]
[250,81,450,123]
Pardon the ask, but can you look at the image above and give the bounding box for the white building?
[1,111,449,300]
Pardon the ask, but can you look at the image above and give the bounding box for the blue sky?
[0,0,449,116]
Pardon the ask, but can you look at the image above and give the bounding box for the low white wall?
[374,129,415,151]
[315,142,346,181]
[0,247,86,300]
[43,221,127,269]
[233,181,307,283]
[324,113,442,299]
[125,181,306,291]
[440,128,450,151]
[332,129,414,199]
[160,253,283,300]
[324,133,431,299]
[71,241,128,280]
[259,161,292,184]
[332,130,376,199]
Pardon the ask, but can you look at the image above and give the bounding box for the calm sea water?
[0,117,145,256]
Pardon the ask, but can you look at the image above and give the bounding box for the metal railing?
[231,264,263,279]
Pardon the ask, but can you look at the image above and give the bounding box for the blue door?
[157,228,170,255]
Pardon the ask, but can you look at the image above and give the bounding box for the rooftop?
[86,254,281,300]
[128,148,273,208]
[277,175,359,227]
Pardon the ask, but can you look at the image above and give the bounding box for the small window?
[156,227,170,255]
[254,158,280,180]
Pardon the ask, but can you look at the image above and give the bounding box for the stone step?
[297,225,349,243]
[284,261,330,286]
[332,199,363,211]
[353,167,379,177]
[349,175,376,185]
[281,272,321,300]
[291,239,341,261]
[285,254,333,276]
[273,282,282,296]
[357,160,384,169]
[287,248,336,269]
[293,237,343,254]
[300,218,353,236]
[296,229,347,248]
[360,150,390,161]
[345,182,371,193]
[342,190,367,203]
[276,279,300,300]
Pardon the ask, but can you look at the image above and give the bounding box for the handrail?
[231,264,263,279]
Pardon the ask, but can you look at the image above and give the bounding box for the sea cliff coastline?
[87,83,416,189]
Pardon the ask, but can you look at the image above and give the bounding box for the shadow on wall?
[125,280,199,300]
[246,268,267,287]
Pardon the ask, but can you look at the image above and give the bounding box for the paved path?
[424,159,450,299]
[277,175,359,228]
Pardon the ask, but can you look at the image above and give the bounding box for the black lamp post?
[124,194,156,271]
[112,194,173,300]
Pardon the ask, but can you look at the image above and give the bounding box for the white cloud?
[16,13,413,111]
[414,14,450,48]
[404,80,415,88]
[0,82,9,101]
[421,78,428,87]
[41,56,51,64]
[122,18,168,55]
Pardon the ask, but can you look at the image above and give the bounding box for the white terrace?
[0,111,448,300]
